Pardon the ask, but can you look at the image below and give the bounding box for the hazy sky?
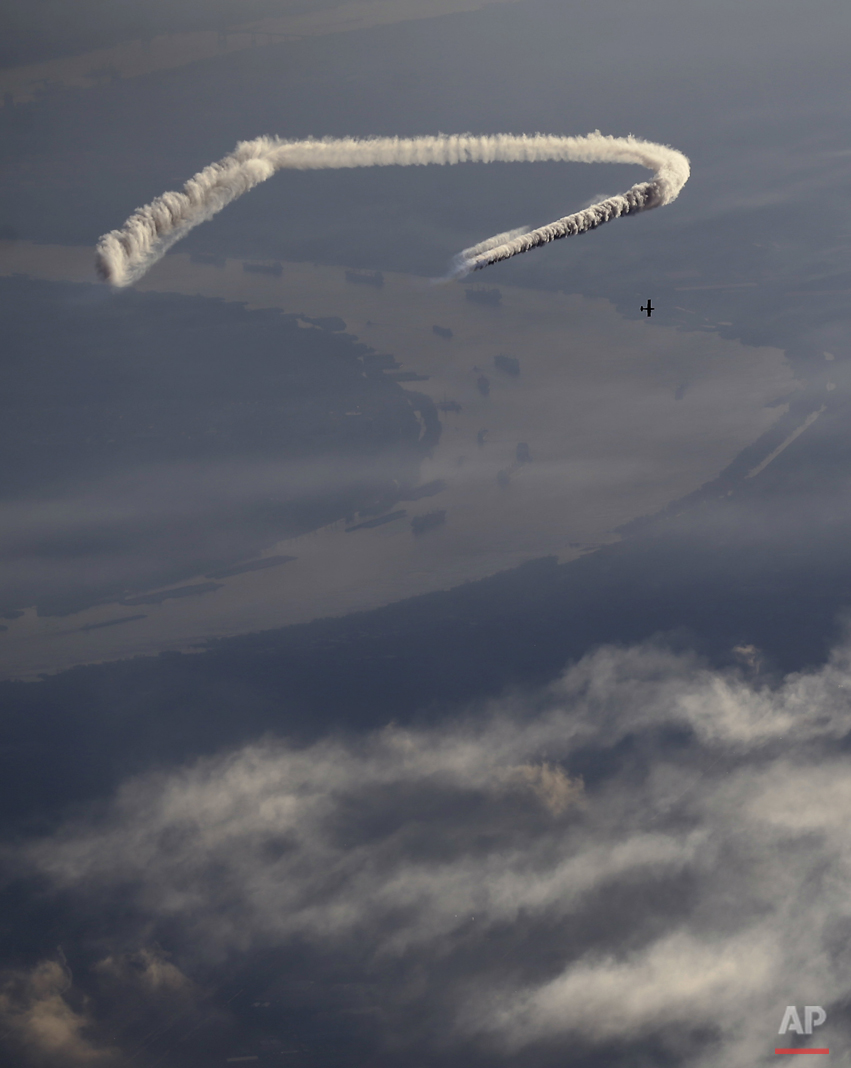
[1,1,850,1065]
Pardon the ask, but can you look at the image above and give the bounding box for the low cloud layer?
[0,958,114,1065]
[0,948,203,1068]
[9,638,851,1064]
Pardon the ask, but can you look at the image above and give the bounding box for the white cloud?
[15,638,851,1064]
[0,959,117,1066]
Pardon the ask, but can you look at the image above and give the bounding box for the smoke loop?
[95,132,690,287]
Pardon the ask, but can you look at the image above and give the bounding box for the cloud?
[0,947,204,1068]
[12,638,851,1064]
[0,958,117,1066]
[504,761,584,815]
[92,946,194,997]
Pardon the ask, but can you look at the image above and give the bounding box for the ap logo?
[779,1006,827,1035]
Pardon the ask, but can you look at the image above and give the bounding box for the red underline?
[775,1050,829,1055]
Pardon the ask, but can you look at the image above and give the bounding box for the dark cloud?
[7,638,851,1065]
[0,947,212,1068]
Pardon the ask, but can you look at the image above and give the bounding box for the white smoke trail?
[441,226,532,282]
[95,132,690,287]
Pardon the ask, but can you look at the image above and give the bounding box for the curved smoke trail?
[95,132,690,287]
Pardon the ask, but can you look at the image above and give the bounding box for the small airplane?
[641,299,654,317]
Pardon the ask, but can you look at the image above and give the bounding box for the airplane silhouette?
[641,300,654,317]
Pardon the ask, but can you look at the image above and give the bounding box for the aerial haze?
[1,0,850,1065]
